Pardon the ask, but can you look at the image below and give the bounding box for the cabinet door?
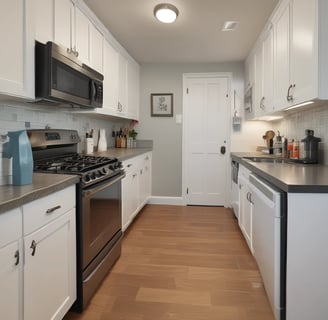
[138,153,152,208]
[75,7,90,65]
[238,175,253,253]
[90,24,103,74]
[33,0,54,43]
[103,40,119,111]
[24,209,76,320]
[254,43,264,117]
[0,0,34,99]
[273,0,291,111]
[0,208,22,320]
[122,163,139,232]
[127,59,140,120]
[118,54,128,115]
[244,52,256,120]
[54,0,74,51]
[0,241,21,320]
[291,0,317,104]
[262,27,274,114]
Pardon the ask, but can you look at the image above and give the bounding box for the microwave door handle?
[91,81,97,102]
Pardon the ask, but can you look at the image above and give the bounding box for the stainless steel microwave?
[35,41,103,108]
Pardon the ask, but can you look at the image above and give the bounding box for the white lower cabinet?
[0,208,23,320]
[238,165,253,253]
[138,153,152,208]
[0,185,76,320]
[122,152,152,232]
[24,209,75,320]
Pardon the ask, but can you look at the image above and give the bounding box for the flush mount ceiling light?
[222,21,240,31]
[154,3,179,24]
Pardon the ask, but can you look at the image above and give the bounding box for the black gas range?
[28,129,124,311]
[28,129,122,187]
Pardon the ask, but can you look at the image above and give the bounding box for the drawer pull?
[46,205,61,214]
[127,164,132,168]
[30,240,37,256]
[14,250,19,266]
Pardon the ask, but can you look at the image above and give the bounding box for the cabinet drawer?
[23,185,75,235]
[122,157,140,175]
[0,208,22,248]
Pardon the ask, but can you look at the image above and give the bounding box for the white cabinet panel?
[75,6,90,65]
[0,0,34,99]
[90,25,103,74]
[127,59,140,120]
[0,208,22,320]
[24,209,76,320]
[33,0,54,43]
[54,0,74,51]
[103,40,119,111]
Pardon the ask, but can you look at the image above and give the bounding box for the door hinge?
[186,88,189,94]
[186,188,189,194]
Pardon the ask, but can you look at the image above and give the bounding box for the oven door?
[82,173,123,269]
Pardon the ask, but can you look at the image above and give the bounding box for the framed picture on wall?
[151,93,173,117]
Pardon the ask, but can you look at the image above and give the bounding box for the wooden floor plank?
[64,205,274,320]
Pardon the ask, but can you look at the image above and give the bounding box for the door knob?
[220,146,226,154]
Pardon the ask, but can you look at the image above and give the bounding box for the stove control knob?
[90,172,96,180]
[83,174,91,183]
[109,165,114,171]
[101,168,108,174]
[95,170,101,178]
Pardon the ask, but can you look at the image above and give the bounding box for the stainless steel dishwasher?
[249,174,287,320]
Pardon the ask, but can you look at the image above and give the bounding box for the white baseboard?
[148,196,184,206]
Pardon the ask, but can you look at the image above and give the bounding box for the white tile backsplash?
[0,102,129,152]
[273,104,328,164]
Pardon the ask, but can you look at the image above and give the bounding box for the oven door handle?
[82,173,125,197]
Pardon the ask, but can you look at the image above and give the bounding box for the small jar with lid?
[300,129,321,163]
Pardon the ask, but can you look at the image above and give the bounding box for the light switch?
[175,114,182,124]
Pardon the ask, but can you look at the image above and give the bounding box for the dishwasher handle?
[249,174,275,202]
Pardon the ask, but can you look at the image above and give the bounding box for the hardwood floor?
[64,205,274,320]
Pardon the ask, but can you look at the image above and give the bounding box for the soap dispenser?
[3,130,33,185]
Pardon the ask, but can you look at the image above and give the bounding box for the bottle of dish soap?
[3,130,33,185]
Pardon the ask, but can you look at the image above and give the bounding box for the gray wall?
[138,62,268,197]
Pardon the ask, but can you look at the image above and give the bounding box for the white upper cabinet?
[102,39,119,112]
[0,0,34,99]
[33,0,54,43]
[118,54,128,115]
[54,0,103,73]
[90,24,103,74]
[273,0,328,111]
[127,59,140,121]
[254,26,274,117]
[244,52,256,120]
[54,0,75,53]
[246,0,328,116]
[272,0,291,111]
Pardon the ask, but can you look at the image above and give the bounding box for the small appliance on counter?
[3,130,33,185]
[0,134,12,185]
[299,129,321,164]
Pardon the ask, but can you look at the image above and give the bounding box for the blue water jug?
[3,130,33,185]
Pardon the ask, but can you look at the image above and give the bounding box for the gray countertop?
[89,147,152,161]
[231,152,328,193]
[0,173,79,214]
[0,148,152,214]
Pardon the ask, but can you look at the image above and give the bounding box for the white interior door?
[183,74,230,206]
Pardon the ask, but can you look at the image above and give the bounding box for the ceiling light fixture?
[222,21,240,31]
[154,3,179,24]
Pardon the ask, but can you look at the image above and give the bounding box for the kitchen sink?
[242,157,292,164]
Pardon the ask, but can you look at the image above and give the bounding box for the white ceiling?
[84,0,279,64]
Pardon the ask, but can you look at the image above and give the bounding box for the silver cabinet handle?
[287,84,295,102]
[30,240,37,256]
[260,96,265,109]
[46,205,61,214]
[14,250,19,266]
